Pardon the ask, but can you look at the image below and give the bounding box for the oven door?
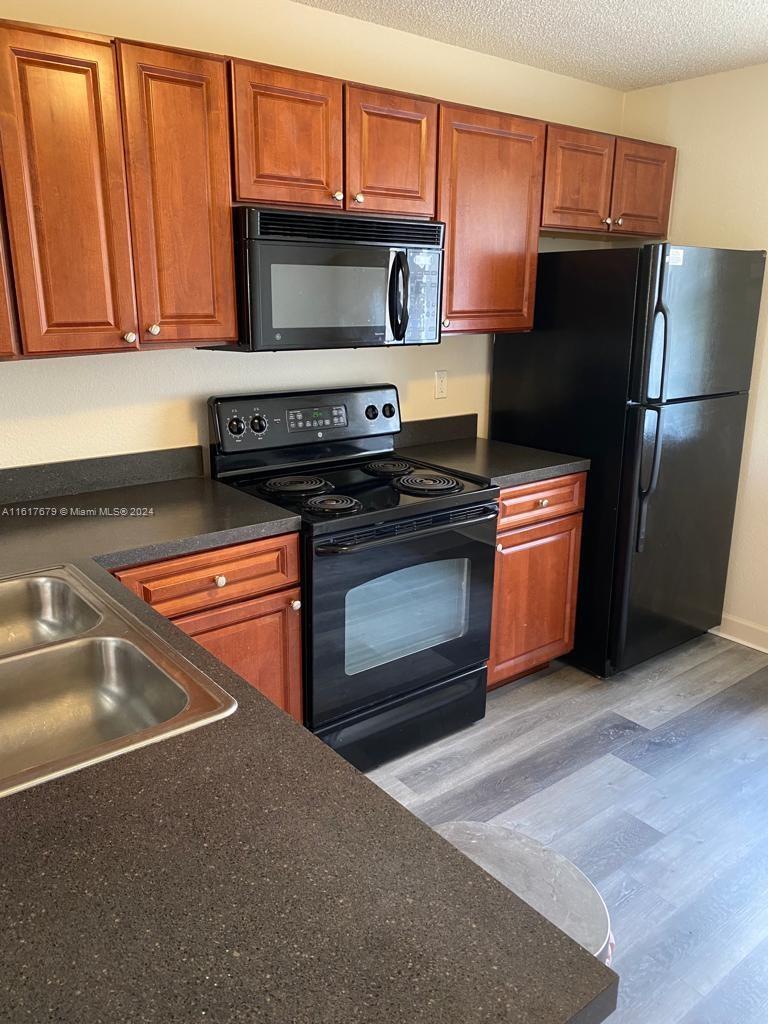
[250,240,401,349]
[307,505,498,728]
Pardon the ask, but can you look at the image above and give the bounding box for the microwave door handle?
[397,250,410,340]
[387,250,399,340]
[315,507,499,555]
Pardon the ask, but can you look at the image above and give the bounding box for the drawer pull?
[537,498,550,508]
[213,575,228,588]
[290,599,302,612]
[496,543,503,553]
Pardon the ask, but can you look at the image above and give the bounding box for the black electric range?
[209,385,499,769]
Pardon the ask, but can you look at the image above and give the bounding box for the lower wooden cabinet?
[488,475,586,688]
[176,587,303,722]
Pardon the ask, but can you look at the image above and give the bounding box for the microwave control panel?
[210,386,401,453]
[399,249,441,345]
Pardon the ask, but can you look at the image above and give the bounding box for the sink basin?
[0,566,237,799]
[0,575,101,656]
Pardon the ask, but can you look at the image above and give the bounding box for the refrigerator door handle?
[646,252,670,402]
[636,406,664,553]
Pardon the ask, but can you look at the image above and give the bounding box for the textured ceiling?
[294,0,768,89]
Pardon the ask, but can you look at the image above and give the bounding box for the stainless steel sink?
[0,566,237,799]
[0,575,102,656]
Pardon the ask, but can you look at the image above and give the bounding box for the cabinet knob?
[122,331,138,345]
[616,217,624,226]
[290,599,302,612]
[147,323,161,336]
[442,319,451,328]
[332,191,344,201]
[354,193,365,203]
[602,217,613,225]
[214,575,228,588]
[496,543,503,553]
[537,498,550,508]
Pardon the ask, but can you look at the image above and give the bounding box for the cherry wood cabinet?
[488,474,586,688]
[231,60,344,209]
[345,85,437,216]
[0,24,138,354]
[176,587,303,721]
[438,104,546,334]
[541,125,615,232]
[117,42,237,345]
[0,196,18,357]
[610,137,676,237]
[115,533,304,720]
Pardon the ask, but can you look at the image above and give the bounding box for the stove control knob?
[227,416,246,436]
[250,414,268,434]
[382,403,396,418]
[365,405,379,420]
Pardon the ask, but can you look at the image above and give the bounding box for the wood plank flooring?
[367,635,768,1023]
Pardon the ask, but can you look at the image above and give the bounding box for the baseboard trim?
[711,615,768,655]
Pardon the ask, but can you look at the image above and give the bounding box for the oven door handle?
[315,507,499,555]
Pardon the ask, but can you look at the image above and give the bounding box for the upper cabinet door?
[118,43,237,344]
[231,61,344,208]
[610,138,676,237]
[345,85,438,216]
[438,105,545,333]
[0,195,19,357]
[0,26,137,354]
[541,125,615,232]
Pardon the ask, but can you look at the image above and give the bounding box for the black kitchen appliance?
[208,385,498,769]
[491,243,765,677]
[233,208,444,350]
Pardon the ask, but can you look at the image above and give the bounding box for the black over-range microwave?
[233,207,444,350]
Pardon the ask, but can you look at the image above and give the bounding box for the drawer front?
[498,472,586,530]
[115,534,299,618]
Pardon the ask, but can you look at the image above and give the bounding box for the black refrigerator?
[491,244,765,677]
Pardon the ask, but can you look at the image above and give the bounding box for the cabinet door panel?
[0,195,18,357]
[438,105,545,333]
[118,43,236,344]
[345,85,437,216]
[610,138,676,237]
[232,61,343,208]
[488,513,582,687]
[0,26,137,353]
[541,125,615,232]
[176,589,303,721]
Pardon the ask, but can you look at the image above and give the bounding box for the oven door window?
[255,242,392,348]
[345,559,470,676]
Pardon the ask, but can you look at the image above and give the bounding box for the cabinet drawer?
[498,473,586,530]
[115,534,299,618]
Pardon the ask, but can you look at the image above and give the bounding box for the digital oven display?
[287,405,347,431]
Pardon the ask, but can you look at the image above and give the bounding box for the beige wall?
[0,0,625,469]
[622,64,768,651]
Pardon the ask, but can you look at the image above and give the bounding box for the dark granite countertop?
[398,437,590,488]
[0,472,616,1023]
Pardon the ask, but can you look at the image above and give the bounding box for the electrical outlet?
[434,370,448,399]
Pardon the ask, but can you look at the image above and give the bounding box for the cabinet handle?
[122,331,137,345]
[332,191,344,201]
[147,323,161,336]
[602,217,612,225]
[496,543,503,553]
[616,217,624,226]
[354,193,364,203]
[537,498,550,508]
[213,575,228,588]
[442,319,451,328]
[290,599,302,612]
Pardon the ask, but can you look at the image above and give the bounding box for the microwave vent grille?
[247,208,444,247]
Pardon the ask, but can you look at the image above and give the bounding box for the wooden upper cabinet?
[231,61,344,208]
[610,137,676,237]
[541,125,615,232]
[438,105,545,334]
[0,196,19,357]
[117,43,237,344]
[345,85,437,216]
[0,25,137,354]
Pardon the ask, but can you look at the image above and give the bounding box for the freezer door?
[634,245,765,402]
[611,393,749,673]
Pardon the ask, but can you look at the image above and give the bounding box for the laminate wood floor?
[367,635,768,1023]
